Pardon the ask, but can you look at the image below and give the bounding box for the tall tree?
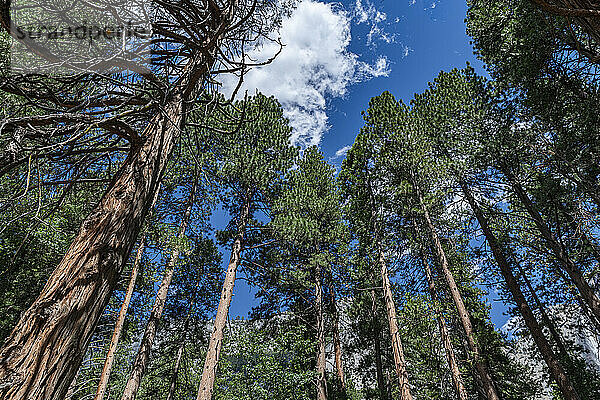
[271,146,347,400]
[340,97,414,400]
[196,94,297,400]
[0,2,271,398]
[120,178,197,400]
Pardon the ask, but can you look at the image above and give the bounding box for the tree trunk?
[421,254,468,400]
[315,262,328,400]
[378,248,413,400]
[120,184,195,400]
[329,285,345,389]
[94,239,146,400]
[501,166,600,329]
[517,263,573,365]
[369,289,389,400]
[417,190,500,400]
[166,316,190,400]
[196,197,250,400]
[459,179,580,400]
[0,25,224,397]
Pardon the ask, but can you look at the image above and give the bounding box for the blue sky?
[219,0,510,329]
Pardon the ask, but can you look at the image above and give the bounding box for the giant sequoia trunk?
[500,166,600,329]
[196,197,250,400]
[94,239,146,400]
[416,190,500,400]
[377,247,413,400]
[420,253,468,400]
[0,88,185,400]
[120,185,195,400]
[459,180,580,400]
[315,262,328,400]
[0,5,231,396]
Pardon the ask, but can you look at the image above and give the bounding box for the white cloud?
[353,0,397,46]
[334,145,352,158]
[220,0,390,147]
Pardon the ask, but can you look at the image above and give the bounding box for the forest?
[1,0,600,399]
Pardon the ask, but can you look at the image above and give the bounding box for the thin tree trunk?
[166,315,191,400]
[329,285,346,390]
[94,239,146,400]
[459,179,580,400]
[370,288,389,400]
[378,247,413,400]
[165,342,185,400]
[517,263,572,364]
[421,254,468,400]
[501,166,600,328]
[120,183,196,400]
[0,18,229,397]
[416,190,500,400]
[196,197,250,400]
[315,262,328,400]
[167,281,199,400]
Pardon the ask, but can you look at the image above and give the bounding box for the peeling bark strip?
[94,239,146,400]
[378,248,413,400]
[196,197,250,400]
[422,256,468,400]
[459,180,581,400]
[315,263,328,400]
[120,184,196,400]
[417,191,500,400]
[501,166,600,329]
[0,5,235,398]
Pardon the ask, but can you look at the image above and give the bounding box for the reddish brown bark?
[120,186,195,400]
[459,179,580,400]
[0,6,234,398]
[417,191,500,400]
[196,197,250,400]
[378,248,413,400]
[0,93,184,400]
[501,167,600,329]
[94,239,146,400]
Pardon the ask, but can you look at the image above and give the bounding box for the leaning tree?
[0,1,285,399]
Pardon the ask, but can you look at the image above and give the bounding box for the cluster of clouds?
[221,0,398,147]
[354,0,397,46]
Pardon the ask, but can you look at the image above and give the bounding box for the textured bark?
[460,180,580,400]
[369,289,389,400]
[120,186,195,400]
[0,92,184,400]
[329,285,345,389]
[315,263,328,400]
[0,10,231,394]
[378,248,412,400]
[94,239,146,400]
[196,197,250,400]
[421,256,468,400]
[501,167,600,329]
[417,191,500,400]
